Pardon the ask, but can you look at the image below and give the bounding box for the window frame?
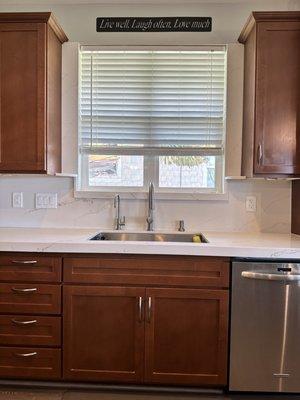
[78,45,227,198]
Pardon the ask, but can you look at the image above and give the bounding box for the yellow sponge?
[192,235,201,243]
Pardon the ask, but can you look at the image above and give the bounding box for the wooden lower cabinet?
[63,285,229,386]
[0,347,61,379]
[144,288,229,386]
[0,253,229,387]
[63,286,145,383]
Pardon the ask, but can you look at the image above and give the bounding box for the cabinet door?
[255,21,300,175]
[0,23,46,172]
[145,288,228,386]
[63,286,145,383]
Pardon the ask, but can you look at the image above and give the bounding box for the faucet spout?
[114,194,125,230]
[146,182,155,231]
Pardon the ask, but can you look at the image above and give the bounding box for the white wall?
[0,0,299,44]
[0,0,297,233]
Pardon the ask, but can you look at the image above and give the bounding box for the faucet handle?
[178,220,185,232]
[119,216,126,226]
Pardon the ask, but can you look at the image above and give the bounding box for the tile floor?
[0,389,299,400]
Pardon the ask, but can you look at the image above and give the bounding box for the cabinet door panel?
[255,21,300,174]
[145,288,228,386]
[63,286,145,383]
[0,23,46,172]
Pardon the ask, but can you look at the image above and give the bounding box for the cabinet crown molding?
[238,11,300,43]
[0,12,68,43]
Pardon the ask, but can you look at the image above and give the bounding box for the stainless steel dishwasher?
[230,261,300,393]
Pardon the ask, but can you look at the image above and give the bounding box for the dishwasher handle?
[242,271,300,282]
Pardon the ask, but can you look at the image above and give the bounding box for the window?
[79,47,227,195]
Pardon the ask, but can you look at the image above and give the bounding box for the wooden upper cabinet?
[239,12,300,177]
[0,13,68,174]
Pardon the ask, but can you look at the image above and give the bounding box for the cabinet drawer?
[0,254,62,282]
[0,284,61,315]
[0,315,61,346]
[64,255,229,288]
[0,346,61,379]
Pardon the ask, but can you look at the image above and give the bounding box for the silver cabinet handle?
[14,352,37,358]
[257,143,263,165]
[12,319,37,326]
[12,260,37,265]
[242,271,300,281]
[138,297,143,322]
[11,287,37,293]
[147,297,152,323]
[273,373,290,378]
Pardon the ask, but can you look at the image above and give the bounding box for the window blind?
[80,48,226,156]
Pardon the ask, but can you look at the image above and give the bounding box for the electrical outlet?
[246,196,257,212]
[35,193,58,209]
[12,192,23,208]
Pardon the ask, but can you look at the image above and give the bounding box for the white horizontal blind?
[80,48,226,156]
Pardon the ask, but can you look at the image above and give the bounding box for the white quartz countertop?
[0,227,300,259]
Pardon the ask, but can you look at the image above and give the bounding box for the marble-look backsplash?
[0,176,291,233]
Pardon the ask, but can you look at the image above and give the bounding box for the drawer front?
[0,254,62,282]
[64,255,229,288]
[0,315,61,346]
[0,346,61,379]
[0,284,61,315]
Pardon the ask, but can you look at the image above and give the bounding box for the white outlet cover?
[12,192,23,208]
[35,193,58,209]
[246,196,257,212]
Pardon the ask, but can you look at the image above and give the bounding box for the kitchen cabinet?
[0,252,229,387]
[292,181,300,234]
[0,253,62,380]
[63,285,145,383]
[0,13,68,174]
[239,12,300,177]
[144,288,228,386]
[63,254,229,386]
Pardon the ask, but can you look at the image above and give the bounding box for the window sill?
[74,189,229,201]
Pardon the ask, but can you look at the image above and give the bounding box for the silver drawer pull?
[12,260,38,265]
[12,319,37,326]
[274,373,290,378]
[14,352,37,358]
[11,287,37,293]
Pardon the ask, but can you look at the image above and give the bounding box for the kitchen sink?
[89,232,208,243]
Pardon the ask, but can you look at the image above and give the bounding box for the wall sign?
[96,17,212,33]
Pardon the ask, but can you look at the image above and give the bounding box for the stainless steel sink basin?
[90,232,208,243]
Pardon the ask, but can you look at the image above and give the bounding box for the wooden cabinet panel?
[0,12,67,174]
[0,315,61,346]
[0,22,46,172]
[0,346,61,379]
[64,255,229,288]
[0,254,62,282]
[240,12,300,177]
[144,288,229,386]
[63,285,145,383]
[292,180,300,234]
[255,21,300,174]
[0,283,61,315]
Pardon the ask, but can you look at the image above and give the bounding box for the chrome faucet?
[114,194,125,230]
[178,220,185,232]
[146,182,155,231]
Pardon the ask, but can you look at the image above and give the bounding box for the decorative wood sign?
[96,17,212,32]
